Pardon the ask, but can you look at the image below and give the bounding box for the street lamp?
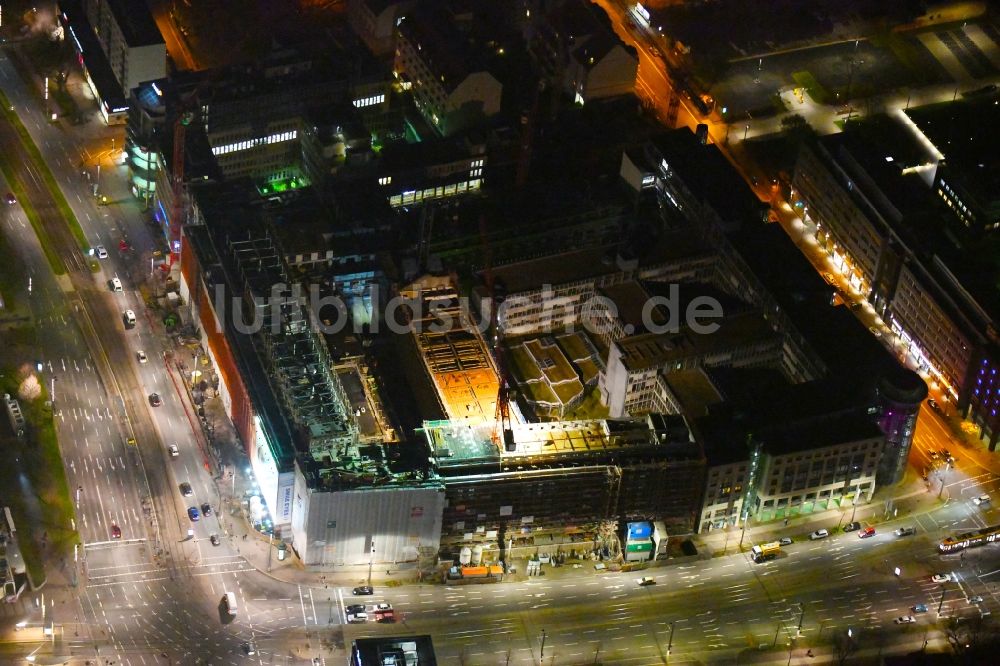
[367,537,375,588]
[540,629,547,658]
[667,620,675,655]
[796,603,805,636]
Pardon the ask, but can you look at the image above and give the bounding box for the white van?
[223,591,237,616]
[122,310,136,329]
[110,277,123,292]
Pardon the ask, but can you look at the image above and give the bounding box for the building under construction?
[399,276,501,427]
[421,413,705,562]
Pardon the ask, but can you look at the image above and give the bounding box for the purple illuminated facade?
[964,347,1000,451]
[876,367,927,486]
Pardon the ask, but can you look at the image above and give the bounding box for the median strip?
[0,90,90,253]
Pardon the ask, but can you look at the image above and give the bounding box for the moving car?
[347,612,368,623]
[210,534,220,546]
[200,503,213,516]
[96,245,108,259]
[111,524,121,539]
[973,494,991,506]
[149,393,162,407]
[809,529,829,540]
[969,595,983,604]
[167,444,179,457]
[353,586,373,595]
[894,527,916,537]
[346,604,366,614]
[179,482,193,497]
[242,642,257,656]
[136,350,148,363]
[122,310,136,329]
[636,577,656,587]
[912,604,928,614]
[109,277,123,292]
[187,506,200,521]
[5,192,15,205]
[778,537,794,546]
[932,573,952,583]
[894,615,915,624]
[843,521,861,532]
[859,526,876,538]
[928,398,940,411]
[374,602,392,612]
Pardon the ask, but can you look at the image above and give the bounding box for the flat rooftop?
[615,309,776,372]
[424,413,699,472]
[107,0,164,46]
[907,97,1000,207]
[489,232,711,294]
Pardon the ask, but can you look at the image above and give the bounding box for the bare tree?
[832,631,857,666]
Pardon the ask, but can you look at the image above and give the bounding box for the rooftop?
[489,232,711,294]
[351,635,438,666]
[907,97,1000,208]
[423,413,699,474]
[614,309,777,373]
[106,0,164,47]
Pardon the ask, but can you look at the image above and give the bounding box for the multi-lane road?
[5,8,1000,665]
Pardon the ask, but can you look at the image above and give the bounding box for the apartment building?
[793,134,983,409]
[347,0,415,56]
[61,0,165,123]
[394,6,503,136]
[524,0,639,103]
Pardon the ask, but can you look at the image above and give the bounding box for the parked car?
[187,506,200,522]
[374,602,392,612]
[912,604,928,614]
[809,529,829,540]
[843,521,861,532]
[136,350,148,363]
[96,245,108,259]
[973,494,991,506]
[969,595,984,604]
[353,586,373,595]
[200,503,212,516]
[346,604,366,614]
[859,526,876,538]
[5,192,16,205]
[932,573,952,583]
[894,615,915,624]
[894,527,916,537]
[347,612,368,623]
[636,577,656,587]
[778,537,794,546]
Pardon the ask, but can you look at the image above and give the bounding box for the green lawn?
[792,71,831,105]
[0,367,76,585]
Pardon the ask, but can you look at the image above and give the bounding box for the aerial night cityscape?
[1,0,1000,665]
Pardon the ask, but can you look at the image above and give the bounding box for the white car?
[347,612,368,624]
[96,245,108,259]
[167,444,179,457]
[894,615,915,624]
[374,602,392,611]
[136,350,148,363]
[809,529,829,540]
[973,494,990,506]
[636,577,656,587]
[932,573,952,584]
